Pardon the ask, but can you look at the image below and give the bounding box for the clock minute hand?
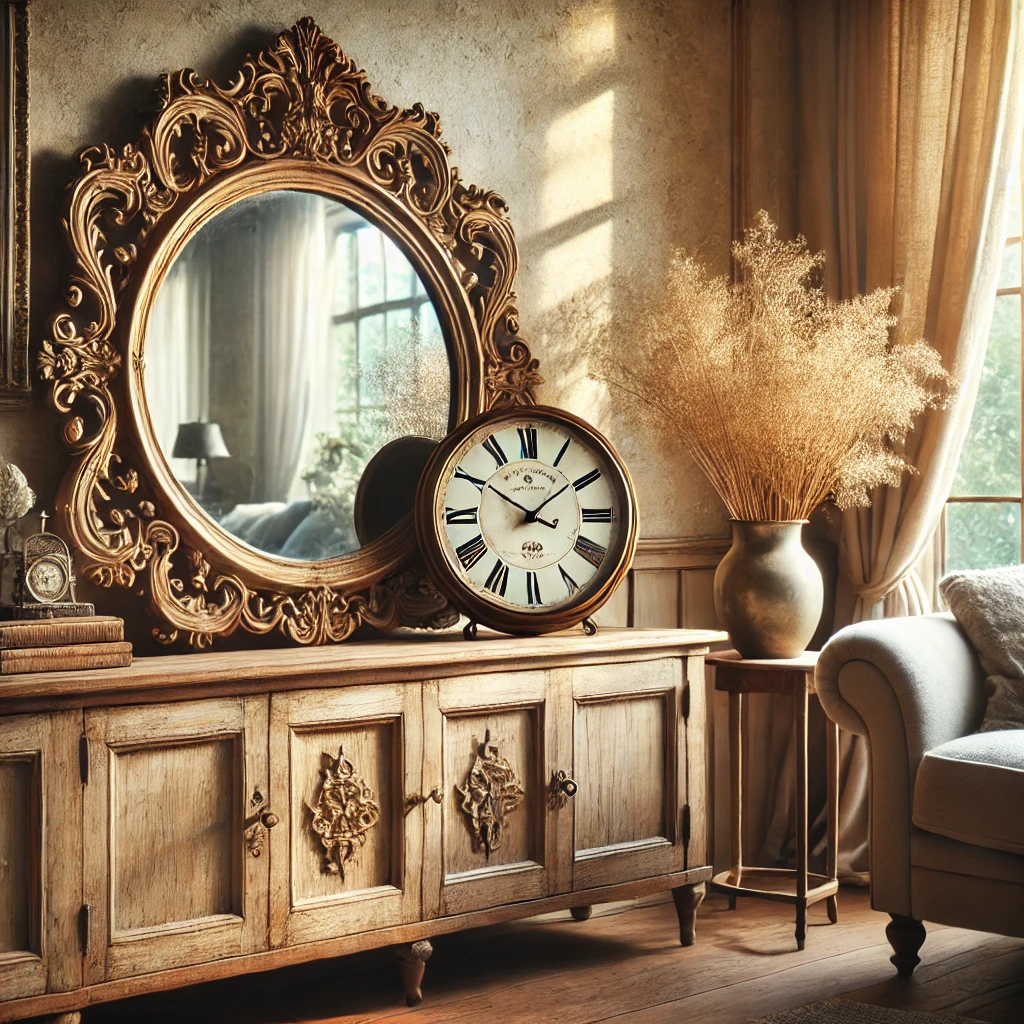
[487,485,559,529]
[526,483,569,522]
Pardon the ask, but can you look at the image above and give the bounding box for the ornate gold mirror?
[42,19,540,648]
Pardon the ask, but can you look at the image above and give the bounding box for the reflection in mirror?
[145,190,450,561]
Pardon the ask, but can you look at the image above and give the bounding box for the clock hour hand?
[487,485,559,529]
[526,483,569,522]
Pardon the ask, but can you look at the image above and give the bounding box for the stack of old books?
[0,615,131,674]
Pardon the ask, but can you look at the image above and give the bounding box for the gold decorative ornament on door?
[40,18,540,649]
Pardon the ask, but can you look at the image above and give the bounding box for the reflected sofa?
[815,613,1024,975]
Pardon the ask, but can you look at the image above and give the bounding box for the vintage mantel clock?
[415,406,638,635]
[39,18,542,649]
[1,512,95,619]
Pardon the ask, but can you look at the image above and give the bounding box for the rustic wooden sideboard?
[0,627,722,1022]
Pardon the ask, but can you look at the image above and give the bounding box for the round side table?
[707,650,839,950]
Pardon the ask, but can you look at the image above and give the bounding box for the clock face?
[430,412,630,619]
[26,555,70,603]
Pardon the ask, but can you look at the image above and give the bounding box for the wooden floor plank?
[79,889,1024,1024]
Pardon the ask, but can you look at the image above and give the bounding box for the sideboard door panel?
[571,658,687,890]
[268,684,422,948]
[0,712,81,1002]
[82,698,269,983]
[426,670,570,917]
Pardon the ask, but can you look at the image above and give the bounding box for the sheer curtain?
[252,193,333,503]
[772,0,1023,877]
[145,240,211,483]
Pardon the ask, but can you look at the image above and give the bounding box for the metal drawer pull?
[404,788,443,815]
[549,769,578,808]
[244,786,277,857]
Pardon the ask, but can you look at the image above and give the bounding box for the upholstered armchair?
[815,613,1024,975]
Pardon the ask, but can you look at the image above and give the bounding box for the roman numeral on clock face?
[573,468,601,492]
[526,570,541,606]
[484,558,509,596]
[445,506,479,525]
[553,436,571,467]
[517,426,538,460]
[454,466,487,491]
[574,535,607,568]
[582,507,612,523]
[482,435,508,467]
[456,534,487,570]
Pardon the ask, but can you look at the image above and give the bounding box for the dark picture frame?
[0,1,27,403]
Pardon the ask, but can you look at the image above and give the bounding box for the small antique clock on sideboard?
[0,511,95,619]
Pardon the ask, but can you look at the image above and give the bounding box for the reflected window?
[329,210,446,445]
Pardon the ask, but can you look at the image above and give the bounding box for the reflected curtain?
[145,240,211,483]
[749,0,1021,880]
[253,194,332,503]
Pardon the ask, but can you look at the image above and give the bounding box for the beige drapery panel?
[747,0,1021,880]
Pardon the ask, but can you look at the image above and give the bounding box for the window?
[944,143,1023,571]
[330,209,445,441]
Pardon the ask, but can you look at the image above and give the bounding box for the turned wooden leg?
[672,882,705,946]
[45,1014,82,1024]
[886,915,926,977]
[570,904,593,921]
[396,939,433,1006]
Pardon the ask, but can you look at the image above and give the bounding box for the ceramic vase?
[713,520,823,659]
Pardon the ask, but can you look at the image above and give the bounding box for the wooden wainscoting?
[593,536,729,631]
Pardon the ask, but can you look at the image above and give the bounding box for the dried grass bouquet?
[606,211,955,521]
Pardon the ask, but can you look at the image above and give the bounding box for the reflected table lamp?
[172,421,230,500]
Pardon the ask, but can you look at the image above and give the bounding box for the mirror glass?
[144,190,450,561]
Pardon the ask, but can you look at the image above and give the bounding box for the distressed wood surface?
[0,632,718,1022]
[0,628,723,713]
[0,711,81,1001]
[431,669,563,916]
[268,684,423,948]
[571,659,686,891]
[83,698,269,983]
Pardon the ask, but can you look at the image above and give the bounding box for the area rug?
[751,998,983,1023]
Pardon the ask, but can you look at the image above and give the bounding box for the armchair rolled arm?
[816,613,986,766]
[814,612,987,917]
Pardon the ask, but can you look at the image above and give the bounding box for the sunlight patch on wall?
[538,219,612,315]
[535,222,614,416]
[540,89,614,230]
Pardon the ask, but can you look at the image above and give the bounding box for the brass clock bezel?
[415,405,639,635]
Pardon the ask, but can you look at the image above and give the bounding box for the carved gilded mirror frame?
[40,18,540,648]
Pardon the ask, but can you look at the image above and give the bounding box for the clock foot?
[582,617,598,636]
[463,620,479,640]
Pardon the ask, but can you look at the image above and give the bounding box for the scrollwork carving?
[309,746,381,879]
[456,729,525,859]
[42,18,539,647]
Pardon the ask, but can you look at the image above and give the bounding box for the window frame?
[942,151,1024,572]
[330,219,436,430]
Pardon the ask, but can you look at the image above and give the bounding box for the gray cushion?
[939,564,1024,731]
[913,731,1024,855]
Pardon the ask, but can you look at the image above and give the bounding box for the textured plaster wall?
[4,0,733,633]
